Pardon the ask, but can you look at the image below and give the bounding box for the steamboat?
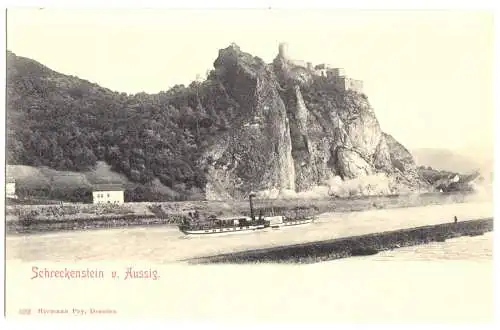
[178,193,315,235]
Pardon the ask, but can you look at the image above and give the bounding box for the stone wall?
[330,76,364,93]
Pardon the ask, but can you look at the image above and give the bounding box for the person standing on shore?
[454,216,458,223]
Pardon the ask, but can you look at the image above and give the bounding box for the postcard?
[3,7,495,324]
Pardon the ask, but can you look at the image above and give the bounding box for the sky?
[6,8,494,154]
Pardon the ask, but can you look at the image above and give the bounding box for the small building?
[92,184,124,205]
[6,177,17,199]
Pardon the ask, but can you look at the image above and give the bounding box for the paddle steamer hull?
[180,224,266,235]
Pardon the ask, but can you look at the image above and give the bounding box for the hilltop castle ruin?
[278,42,363,93]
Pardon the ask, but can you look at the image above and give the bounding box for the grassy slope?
[7,161,131,189]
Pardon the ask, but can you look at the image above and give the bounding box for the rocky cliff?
[203,44,428,199]
[7,45,430,201]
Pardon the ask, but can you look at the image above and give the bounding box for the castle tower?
[278,42,289,60]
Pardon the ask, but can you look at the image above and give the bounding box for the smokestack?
[249,192,256,221]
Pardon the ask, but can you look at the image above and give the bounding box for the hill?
[412,148,493,174]
[7,50,212,200]
[6,45,461,201]
[7,161,129,189]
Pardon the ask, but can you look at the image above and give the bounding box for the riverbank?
[6,201,493,262]
[5,215,185,235]
[5,191,484,234]
[188,217,494,264]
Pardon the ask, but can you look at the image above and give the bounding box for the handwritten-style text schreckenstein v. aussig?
[31,266,160,280]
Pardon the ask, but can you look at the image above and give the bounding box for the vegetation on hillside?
[7,51,240,200]
[417,166,479,192]
[7,50,478,202]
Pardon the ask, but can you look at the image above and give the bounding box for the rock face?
[6,45,429,201]
[203,44,428,199]
[204,44,296,199]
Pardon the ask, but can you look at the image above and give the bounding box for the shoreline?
[5,191,484,235]
[5,216,180,235]
[187,218,494,264]
[5,201,493,262]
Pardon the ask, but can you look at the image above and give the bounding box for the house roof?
[93,184,124,192]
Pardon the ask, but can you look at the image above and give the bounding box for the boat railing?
[180,217,268,231]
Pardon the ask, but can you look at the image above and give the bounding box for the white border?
[1,1,498,330]
[0,0,498,9]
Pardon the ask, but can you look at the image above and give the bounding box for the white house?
[92,184,124,204]
[6,177,17,199]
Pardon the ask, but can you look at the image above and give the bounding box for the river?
[5,202,494,322]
